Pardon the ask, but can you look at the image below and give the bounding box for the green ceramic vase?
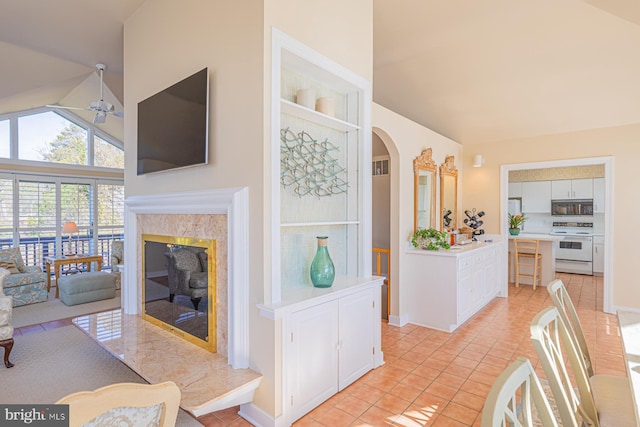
[509,228,520,236]
[310,236,335,288]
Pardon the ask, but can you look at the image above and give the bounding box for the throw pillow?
[0,248,26,273]
[0,261,19,274]
[81,403,164,427]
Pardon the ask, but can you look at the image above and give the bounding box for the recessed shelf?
[281,99,359,132]
[280,220,360,228]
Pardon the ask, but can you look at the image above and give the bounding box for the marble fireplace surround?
[123,188,249,368]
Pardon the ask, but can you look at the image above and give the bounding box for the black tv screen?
[137,68,209,175]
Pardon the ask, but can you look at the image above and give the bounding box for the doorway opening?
[500,156,613,313]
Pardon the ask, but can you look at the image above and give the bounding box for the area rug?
[0,325,202,426]
[12,288,121,328]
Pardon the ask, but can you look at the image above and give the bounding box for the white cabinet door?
[551,179,593,199]
[572,179,593,199]
[551,180,572,199]
[339,289,374,390]
[522,181,551,213]
[457,256,475,322]
[593,178,605,213]
[593,236,604,274]
[508,182,522,198]
[290,301,339,421]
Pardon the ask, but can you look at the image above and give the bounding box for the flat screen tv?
[137,68,209,175]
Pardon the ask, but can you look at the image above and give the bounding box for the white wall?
[125,0,373,420]
[372,103,462,324]
[462,124,640,310]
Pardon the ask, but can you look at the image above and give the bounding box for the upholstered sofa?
[0,248,48,307]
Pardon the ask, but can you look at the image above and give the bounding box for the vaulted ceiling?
[1,0,639,144]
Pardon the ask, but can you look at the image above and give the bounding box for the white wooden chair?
[530,307,636,427]
[513,239,542,289]
[481,356,563,426]
[56,381,181,427]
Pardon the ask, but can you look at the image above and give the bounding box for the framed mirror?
[414,148,437,232]
[440,155,458,231]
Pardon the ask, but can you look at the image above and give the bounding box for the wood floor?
[17,272,625,426]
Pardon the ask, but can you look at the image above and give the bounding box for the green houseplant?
[411,228,451,250]
[508,213,526,235]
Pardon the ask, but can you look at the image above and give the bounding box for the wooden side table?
[44,254,103,299]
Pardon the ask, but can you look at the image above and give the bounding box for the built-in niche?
[142,234,216,352]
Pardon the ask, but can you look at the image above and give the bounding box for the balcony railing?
[0,233,124,275]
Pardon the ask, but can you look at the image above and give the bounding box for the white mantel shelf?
[258,276,384,319]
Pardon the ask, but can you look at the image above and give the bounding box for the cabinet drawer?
[458,257,473,270]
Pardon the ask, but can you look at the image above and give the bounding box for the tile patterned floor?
[18,273,624,426]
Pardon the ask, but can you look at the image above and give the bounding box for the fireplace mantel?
[123,187,249,368]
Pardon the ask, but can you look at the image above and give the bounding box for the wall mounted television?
[137,68,209,175]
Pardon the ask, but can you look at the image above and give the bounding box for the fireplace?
[124,188,249,367]
[142,234,216,352]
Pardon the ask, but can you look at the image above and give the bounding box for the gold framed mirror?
[414,148,437,232]
[440,155,458,231]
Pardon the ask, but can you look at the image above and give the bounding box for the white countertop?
[407,240,500,257]
[616,310,640,423]
[508,232,565,241]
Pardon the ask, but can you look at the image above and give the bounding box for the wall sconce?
[473,154,485,168]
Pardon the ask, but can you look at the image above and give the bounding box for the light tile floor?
[18,273,625,426]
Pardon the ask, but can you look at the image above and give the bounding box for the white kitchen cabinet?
[551,179,593,200]
[508,182,523,198]
[405,242,502,332]
[593,178,605,213]
[522,181,551,213]
[593,235,604,275]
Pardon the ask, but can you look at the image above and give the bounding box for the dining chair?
[513,239,542,289]
[546,279,593,376]
[481,356,566,426]
[530,306,636,427]
[56,381,181,427]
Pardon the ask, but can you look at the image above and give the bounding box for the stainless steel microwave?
[551,199,593,216]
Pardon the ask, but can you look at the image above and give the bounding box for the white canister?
[296,89,316,109]
[316,97,335,117]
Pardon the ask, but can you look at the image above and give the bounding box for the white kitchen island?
[405,240,503,332]
[508,233,564,287]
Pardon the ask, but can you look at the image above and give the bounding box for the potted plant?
[411,228,451,250]
[508,213,526,235]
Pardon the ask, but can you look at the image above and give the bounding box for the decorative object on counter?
[463,209,485,240]
[443,209,452,228]
[280,128,348,198]
[310,236,335,288]
[295,88,316,109]
[508,212,527,235]
[411,228,451,251]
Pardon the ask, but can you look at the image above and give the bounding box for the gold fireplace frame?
[141,234,216,352]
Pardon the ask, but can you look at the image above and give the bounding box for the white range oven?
[550,221,593,275]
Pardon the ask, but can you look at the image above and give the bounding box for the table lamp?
[61,221,79,256]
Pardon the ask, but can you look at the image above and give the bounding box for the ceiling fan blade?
[111,111,124,118]
[46,104,90,112]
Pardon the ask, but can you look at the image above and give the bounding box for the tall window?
[17,179,56,265]
[0,175,124,267]
[0,120,9,159]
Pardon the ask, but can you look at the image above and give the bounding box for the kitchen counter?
[405,240,504,332]
[508,233,563,287]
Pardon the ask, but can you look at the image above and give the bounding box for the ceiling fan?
[47,63,123,124]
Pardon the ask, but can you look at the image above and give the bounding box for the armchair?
[0,268,15,368]
[164,248,208,311]
[110,240,124,273]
